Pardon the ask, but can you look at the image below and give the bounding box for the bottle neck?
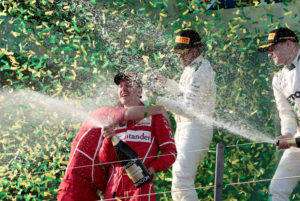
[111,135,120,146]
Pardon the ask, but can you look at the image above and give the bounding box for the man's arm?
[125,105,170,124]
[156,97,190,118]
[149,73,181,96]
[99,127,118,163]
[88,106,170,127]
[157,62,216,119]
[273,76,297,136]
[272,75,297,149]
[164,78,181,96]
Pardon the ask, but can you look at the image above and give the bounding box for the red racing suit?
[99,114,177,201]
[57,107,126,201]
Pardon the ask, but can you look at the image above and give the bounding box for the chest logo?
[117,130,151,143]
[287,91,300,104]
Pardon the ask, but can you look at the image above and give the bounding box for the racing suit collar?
[188,54,204,67]
[292,49,300,67]
[284,49,300,71]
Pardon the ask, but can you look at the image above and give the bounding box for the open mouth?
[121,92,129,97]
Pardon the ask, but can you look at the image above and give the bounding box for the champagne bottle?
[276,137,300,148]
[111,135,153,188]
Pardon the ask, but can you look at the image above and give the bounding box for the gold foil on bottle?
[285,139,297,146]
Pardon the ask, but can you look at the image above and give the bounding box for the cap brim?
[258,43,274,52]
[172,48,190,54]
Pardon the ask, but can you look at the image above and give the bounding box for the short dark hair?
[114,71,142,88]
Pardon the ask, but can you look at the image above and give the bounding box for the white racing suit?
[270,49,300,201]
[157,55,216,201]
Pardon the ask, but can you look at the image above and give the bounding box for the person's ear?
[286,40,293,47]
[194,46,201,55]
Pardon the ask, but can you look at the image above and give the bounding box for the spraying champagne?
[111,135,153,188]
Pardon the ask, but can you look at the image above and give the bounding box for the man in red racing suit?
[100,72,177,201]
[57,105,171,201]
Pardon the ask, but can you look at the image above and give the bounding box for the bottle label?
[125,161,144,183]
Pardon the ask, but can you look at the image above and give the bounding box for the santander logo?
[118,130,151,143]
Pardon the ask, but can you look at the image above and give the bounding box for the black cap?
[258,27,299,52]
[172,29,202,54]
[114,71,142,87]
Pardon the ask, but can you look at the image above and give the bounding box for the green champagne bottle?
[111,135,153,188]
[276,137,300,148]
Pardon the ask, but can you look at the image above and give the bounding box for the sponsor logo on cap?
[124,71,137,77]
[176,36,190,44]
[268,33,275,40]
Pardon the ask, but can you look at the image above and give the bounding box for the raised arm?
[87,105,170,128]
[125,105,170,123]
[157,62,215,119]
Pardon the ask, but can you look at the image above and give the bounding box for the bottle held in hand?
[276,137,300,148]
[111,135,153,188]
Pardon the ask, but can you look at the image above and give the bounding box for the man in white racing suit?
[258,27,300,201]
[152,29,216,201]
